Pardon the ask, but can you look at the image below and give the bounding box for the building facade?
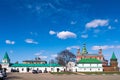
[76,44,108,66]
[1,52,65,73]
[1,46,119,73]
[76,58,103,72]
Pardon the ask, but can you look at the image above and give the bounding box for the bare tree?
[56,50,76,66]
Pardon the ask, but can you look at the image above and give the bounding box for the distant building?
[76,44,108,66]
[23,57,47,64]
[1,52,64,73]
[1,45,119,72]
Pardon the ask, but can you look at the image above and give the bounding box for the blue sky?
[0,0,120,66]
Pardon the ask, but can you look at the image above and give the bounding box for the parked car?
[32,70,38,74]
[11,69,19,72]
[37,70,42,73]
[44,70,48,73]
[0,72,4,80]
[0,70,6,80]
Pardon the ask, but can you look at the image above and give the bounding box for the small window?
[37,68,39,70]
[90,68,91,71]
[22,68,24,71]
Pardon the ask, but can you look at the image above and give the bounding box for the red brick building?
[103,52,119,71]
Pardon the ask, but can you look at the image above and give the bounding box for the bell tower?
[2,52,10,70]
[110,52,119,71]
[81,44,88,55]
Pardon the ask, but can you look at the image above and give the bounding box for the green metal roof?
[10,64,61,67]
[78,58,101,63]
[3,52,10,60]
[111,52,117,60]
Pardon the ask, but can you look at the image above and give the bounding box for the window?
[22,68,24,71]
[90,68,91,71]
[37,68,39,70]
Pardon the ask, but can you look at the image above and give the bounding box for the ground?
[6,72,120,80]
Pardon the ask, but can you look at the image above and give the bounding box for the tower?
[81,44,88,55]
[77,48,80,56]
[98,48,102,55]
[2,52,10,70]
[110,52,119,71]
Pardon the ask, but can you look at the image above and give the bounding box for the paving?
[6,72,120,80]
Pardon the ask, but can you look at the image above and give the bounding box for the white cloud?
[25,39,38,44]
[108,26,112,30]
[116,46,120,48]
[5,40,15,45]
[49,30,56,35]
[34,50,46,56]
[48,3,56,9]
[57,31,77,39]
[115,19,118,22]
[51,54,57,58]
[71,21,77,25]
[66,46,80,50]
[39,56,48,59]
[81,34,88,38]
[86,19,109,28]
[34,50,47,59]
[10,50,13,53]
[92,45,120,50]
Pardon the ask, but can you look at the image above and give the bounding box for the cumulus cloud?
[81,34,88,38]
[66,46,80,50]
[49,30,56,35]
[92,45,120,50]
[57,31,77,39]
[86,19,109,28]
[51,54,57,58]
[25,39,38,44]
[5,40,15,45]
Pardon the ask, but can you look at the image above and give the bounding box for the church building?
[76,44,108,66]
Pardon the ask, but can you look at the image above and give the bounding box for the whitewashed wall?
[75,63,103,72]
[10,67,65,73]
